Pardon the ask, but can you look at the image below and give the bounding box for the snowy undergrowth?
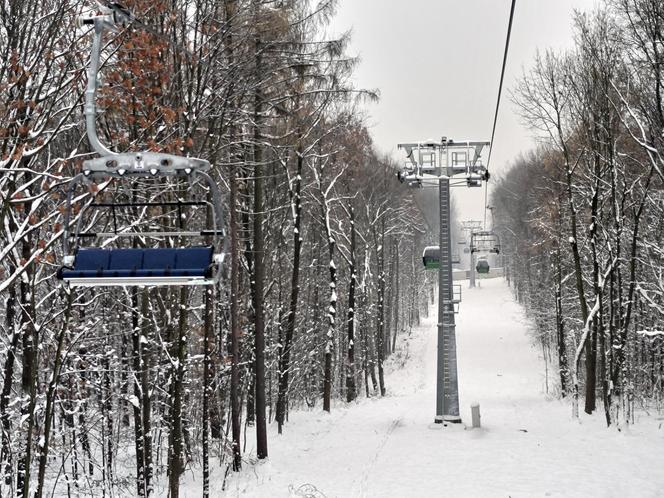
[181,278,664,498]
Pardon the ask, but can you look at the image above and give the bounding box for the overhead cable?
[484,0,517,229]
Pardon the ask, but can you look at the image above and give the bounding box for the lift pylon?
[397,137,490,425]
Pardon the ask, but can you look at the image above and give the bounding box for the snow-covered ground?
[193,278,664,497]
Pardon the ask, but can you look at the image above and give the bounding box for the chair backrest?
[66,246,214,279]
[143,248,177,269]
[175,246,213,269]
[74,248,110,271]
[109,249,144,270]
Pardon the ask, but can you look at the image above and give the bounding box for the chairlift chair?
[451,252,460,265]
[470,230,501,255]
[57,12,226,287]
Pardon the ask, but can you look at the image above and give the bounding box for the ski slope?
[203,278,664,497]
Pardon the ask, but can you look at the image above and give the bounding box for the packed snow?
[186,278,664,497]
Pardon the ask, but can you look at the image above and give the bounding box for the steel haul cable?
[484,0,517,229]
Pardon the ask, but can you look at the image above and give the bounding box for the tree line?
[492,0,664,425]
[0,0,435,495]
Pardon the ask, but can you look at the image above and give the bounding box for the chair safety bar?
[75,230,225,238]
[90,201,208,208]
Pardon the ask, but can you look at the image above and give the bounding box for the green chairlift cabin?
[422,246,460,268]
[422,246,441,269]
[475,257,490,274]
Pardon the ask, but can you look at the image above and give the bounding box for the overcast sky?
[328,0,598,223]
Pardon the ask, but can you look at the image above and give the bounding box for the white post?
[471,402,481,428]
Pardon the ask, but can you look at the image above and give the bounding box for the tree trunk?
[555,255,569,396]
[230,139,243,470]
[277,146,304,432]
[168,287,189,497]
[375,221,386,397]
[36,293,73,497]
[18,239,37,498]
[555,195,569,397]
[252,46,268,456]
[140,291,154,497]
[346,207,357,402]
[202,288,213,498]
[584,154,603,415]
[323,233,337,412]
[392,238,400,353]
[130,289,146,498]
[1,282,19,485]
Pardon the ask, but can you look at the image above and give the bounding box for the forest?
[0,0,435,496]
[492,0,664,425]
[1,0,663,496]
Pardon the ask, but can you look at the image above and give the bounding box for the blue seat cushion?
[59,246,213,280]
[143,248,176,270]
[175,246,213,271]
[73,248,111,271]
[109,249,144,271]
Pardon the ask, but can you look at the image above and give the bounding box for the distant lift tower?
[397,138,490,424]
